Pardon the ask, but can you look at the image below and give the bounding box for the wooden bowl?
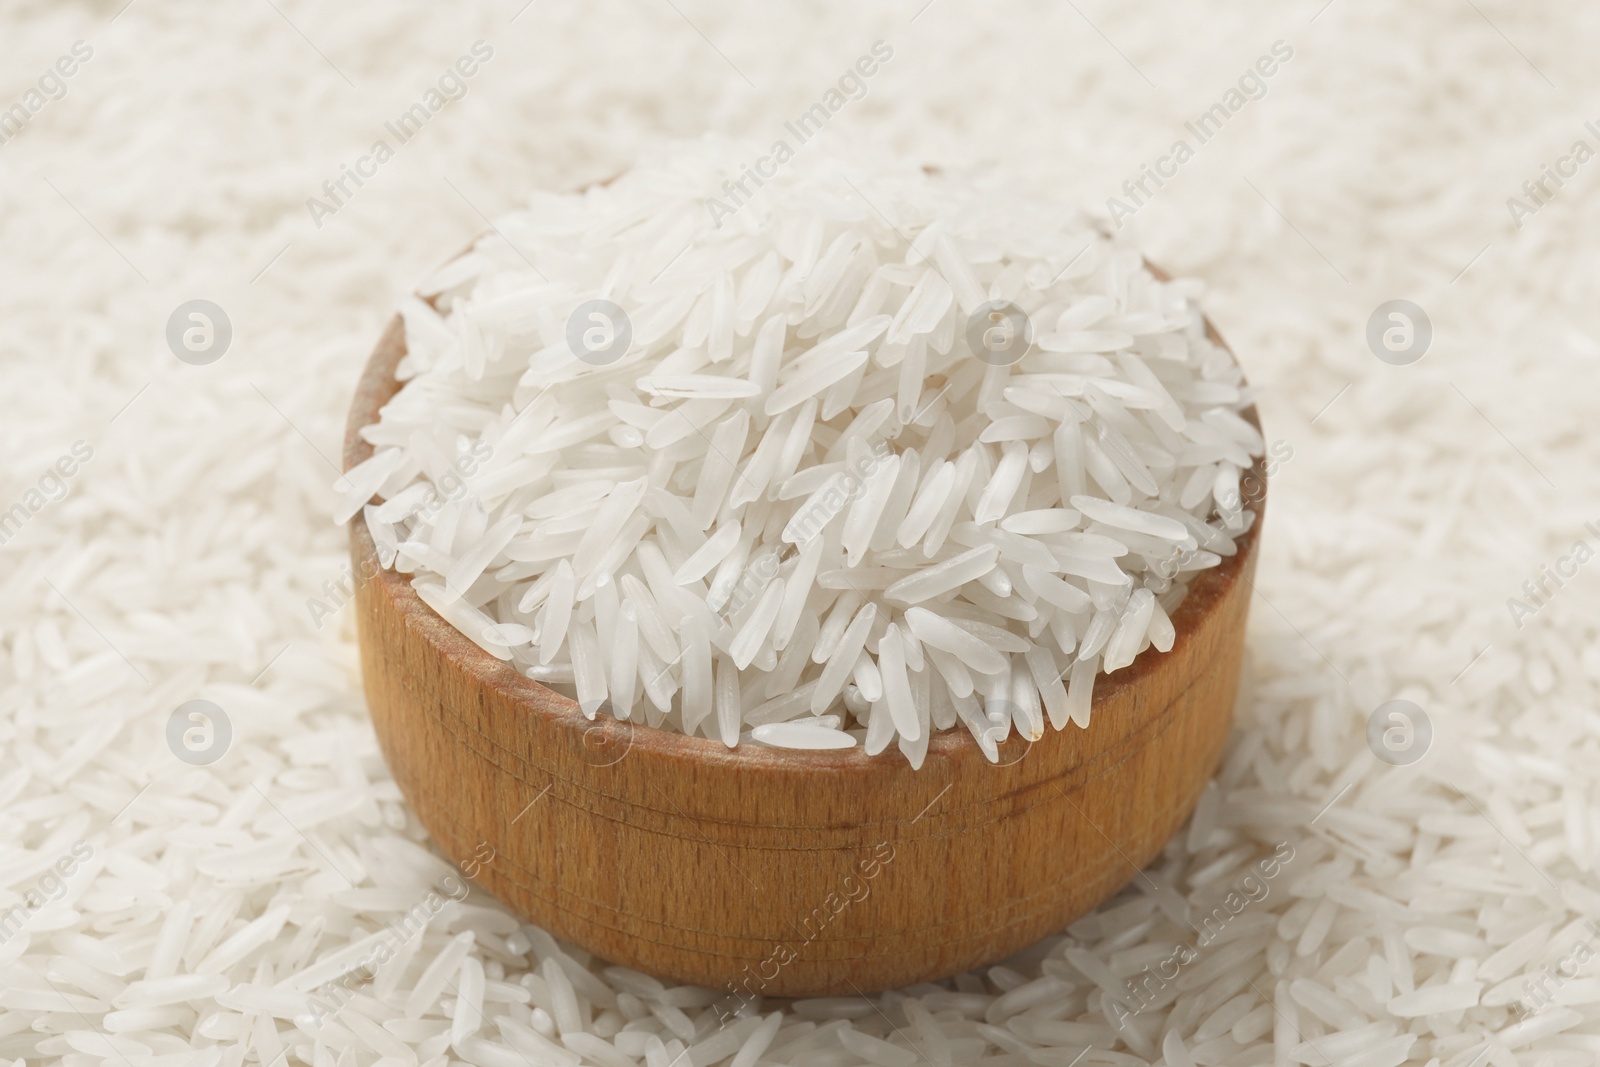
[344,310,1263,997]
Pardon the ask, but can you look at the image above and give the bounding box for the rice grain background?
[2,1,1598,1064]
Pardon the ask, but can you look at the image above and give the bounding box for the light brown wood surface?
[344,309,1264,997]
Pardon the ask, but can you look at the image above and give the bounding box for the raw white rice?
[348,141,1261,762]
[11,4,1600,1065]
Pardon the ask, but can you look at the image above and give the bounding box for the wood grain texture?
[344,310,1264,997]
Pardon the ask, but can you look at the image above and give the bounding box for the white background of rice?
[1,1,1597,1065]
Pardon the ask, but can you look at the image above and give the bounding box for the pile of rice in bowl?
[341,140,1264,766]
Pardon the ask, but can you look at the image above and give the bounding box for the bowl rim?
[343,261,1265,775]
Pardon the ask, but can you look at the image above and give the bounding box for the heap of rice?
[342,141,1264,763]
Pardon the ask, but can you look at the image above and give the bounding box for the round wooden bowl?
[344,309,1264,997]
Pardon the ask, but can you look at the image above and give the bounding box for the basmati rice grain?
[864,698,897,755]
[898,462,957,548]
[853,651,885,703]
[407,933,477,1019]
[878,625,920,741]
[1102,589,1155,672]
[884,545,1000,604]
[112,974,228,1010]
[728,1012,784,1067]
[1386,983,1481,1017]
[568,620,607,713]
[1009,667,1044,742]
[1161,1029,1197,1067]
[730,578,785,670]
[751,722,857,749]
[838,1026,918,1067]
[715,655,742,747]
[812,602,877,713]
[1065,655,1097,729]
